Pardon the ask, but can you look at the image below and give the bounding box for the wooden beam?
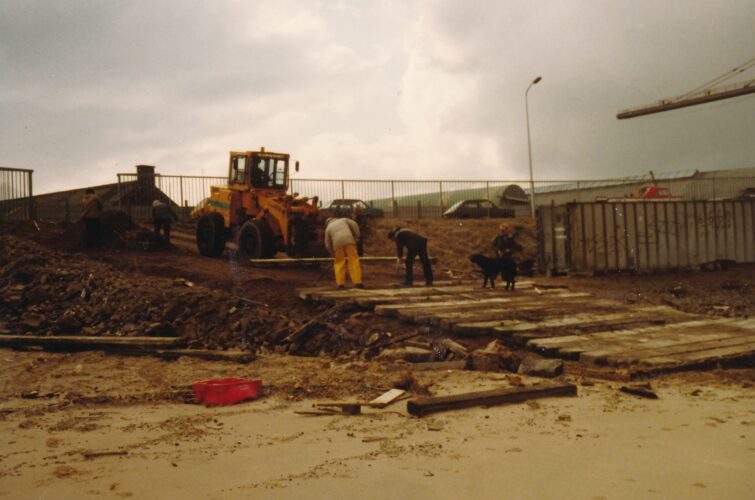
[407,383,577,417]
[387,360,467,372]
[135,349,255,363]
[252,256,438,267]
[0,335,181,350]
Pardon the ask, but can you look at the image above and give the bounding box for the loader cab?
[228,149,290,190]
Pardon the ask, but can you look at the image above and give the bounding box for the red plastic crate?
[192,378,262,406]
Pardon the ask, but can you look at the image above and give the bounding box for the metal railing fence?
[0,167,34,221]
[116,173,226,221]
[114,174,753,221]
[3,168,752,223]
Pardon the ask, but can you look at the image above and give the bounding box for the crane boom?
[617,80,755,119]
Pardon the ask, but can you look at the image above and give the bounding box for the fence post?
[391,181,396,218]
[117,174,122,213]
[439,181,444,215]
[27,170,35,220]
[486,181,490,201]
[341,180,345,200]
[179,176,185,211]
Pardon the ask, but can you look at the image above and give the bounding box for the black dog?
[499,254,517,290]
[470,254,517,290]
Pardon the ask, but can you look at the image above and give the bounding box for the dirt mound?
[0,211,164,252]
[0,236,280,350]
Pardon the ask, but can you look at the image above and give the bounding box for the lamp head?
[533,76,542,84]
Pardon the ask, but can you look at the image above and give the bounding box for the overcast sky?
[1,0,754,194]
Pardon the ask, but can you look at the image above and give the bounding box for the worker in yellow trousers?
[324,218,364,289]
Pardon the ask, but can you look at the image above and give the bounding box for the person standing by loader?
[324,217,364,289]
[152,200,178,243]
[81,188,103,247]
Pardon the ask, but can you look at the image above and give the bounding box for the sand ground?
[0,351,753,499]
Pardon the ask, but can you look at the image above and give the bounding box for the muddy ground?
[1,216,753,498]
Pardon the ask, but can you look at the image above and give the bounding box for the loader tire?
[237,220,274,260]
[196,213,226,257]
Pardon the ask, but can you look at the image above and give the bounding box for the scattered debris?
[314,402,362,415]
[391,371,432,395]
[517,357,564,378]
[376,346,434,363]
[619,383,658,399]
[426,420,444,431]
[368,389,406,408]
[466,340,521,372]
[82,450,129,460]
[389,360,466,372]
[361,436,392,443]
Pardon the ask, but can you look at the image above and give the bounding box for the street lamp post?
[525,76,542,218]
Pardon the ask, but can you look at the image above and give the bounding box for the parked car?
[320,199,385,219]
[442,199,515,219]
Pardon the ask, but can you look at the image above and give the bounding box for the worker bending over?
[388,227,433,287]
[324,217,364,289]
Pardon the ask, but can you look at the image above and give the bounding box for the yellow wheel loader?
[191,148,325,260]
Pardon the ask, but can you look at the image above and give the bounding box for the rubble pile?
[0,236,280,350]
[3,211,174,253]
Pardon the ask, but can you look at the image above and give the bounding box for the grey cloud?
[1,0,753,193]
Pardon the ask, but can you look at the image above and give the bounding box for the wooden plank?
[610,336,755,366]
[534,318,751,351]
[309,283,540,302]
[528,319,717,350]
[387,360,467,372]
[507,319,673,348]
[437,299,629,329]
[0,335,181,349]
[577,330,734,362]
[297,280,477,300]
[432,295,601,326]
[376,297,514,317]
[352,291,506,308]
[368,389,406,408]
[252,256,438,267]
[406,383,577,417]
[378,290,580,318]
[581,325,754,365]
[311,285,482,303]
[448,302,668,332]
[492,307,671,334]
[138,349,255,362]
[641,340,755,367]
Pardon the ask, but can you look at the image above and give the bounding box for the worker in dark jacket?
[152,200,178,243]
[82,188,103,247]
[388,227,433,287]
[492,223,522,257]
[351,206,367,257]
